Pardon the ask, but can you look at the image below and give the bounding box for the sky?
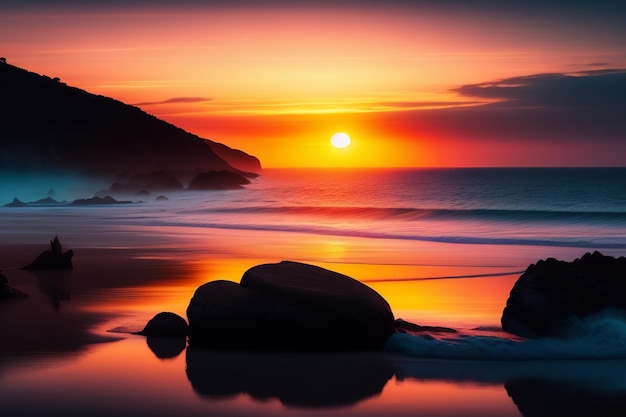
[1,0,625,168]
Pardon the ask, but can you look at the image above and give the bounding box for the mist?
[0,170,110,205]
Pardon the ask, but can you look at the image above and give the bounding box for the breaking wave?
[386,312,626,360]
[205,205,626,224]
[152,203,626,249]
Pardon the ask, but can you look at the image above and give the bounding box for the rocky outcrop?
[187,170,251,190]
[205,139,262,174]
[71,196,133,205]
[0,271,28,299]
[501,251,626,338]
[95,171,186,198]
[22,236,73,270]
[186,261,395,351]
[3,198,27,207]
[393,318,457,335]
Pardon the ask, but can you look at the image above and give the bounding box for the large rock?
[186,261,395,351]
[501,251,626,338]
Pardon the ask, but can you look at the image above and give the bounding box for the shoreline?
[1,216,619,361]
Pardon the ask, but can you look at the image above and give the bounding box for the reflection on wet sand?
[178,345,626,414]
[146,336,187,359]
[392,357,626,417]
[31,270,72,311]
[185,347,394,408]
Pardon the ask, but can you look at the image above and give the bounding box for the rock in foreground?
[502,251,626,338]
[186,261,395,351]
[136,312,189,337]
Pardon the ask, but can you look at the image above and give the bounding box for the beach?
[2,231,625,417]
[0,231,525,417]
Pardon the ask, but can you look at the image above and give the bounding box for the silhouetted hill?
[206,139,262,174]
[0,61,261,176]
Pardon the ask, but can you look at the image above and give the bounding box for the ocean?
[189,167,626,248]
[1,167,626,416]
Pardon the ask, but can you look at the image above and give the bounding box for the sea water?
[186,167,626,248]
[2,167,626,416]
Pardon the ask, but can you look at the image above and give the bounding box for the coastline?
[1,216,618,357]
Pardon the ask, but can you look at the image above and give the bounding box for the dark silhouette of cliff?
[205,139,262,175]
[0,61,260,176]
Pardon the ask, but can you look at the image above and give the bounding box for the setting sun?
[330,132,351,148]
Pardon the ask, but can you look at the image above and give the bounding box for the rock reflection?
[506,377,626,417]
[185,347,394,408]
[146,336,186,360]
[32,270,72,311]
[392,357,626,417]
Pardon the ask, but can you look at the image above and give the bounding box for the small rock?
[22,236,73,270]
[136,311,189,337]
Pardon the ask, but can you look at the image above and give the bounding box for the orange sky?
[1,1,625,167]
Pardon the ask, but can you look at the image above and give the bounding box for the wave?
[386,312,626,360]
[147,217,626,249]
[203,205,626,224]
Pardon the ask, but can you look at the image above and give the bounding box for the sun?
[330,132,351,148]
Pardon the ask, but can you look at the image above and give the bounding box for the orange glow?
[2,4,625,167]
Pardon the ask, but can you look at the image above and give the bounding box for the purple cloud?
[134,97,212,106]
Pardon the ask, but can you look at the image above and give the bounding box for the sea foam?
[386,311,626,360]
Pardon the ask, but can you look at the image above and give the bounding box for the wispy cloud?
[453,69,626,108]
[134,97,212,106]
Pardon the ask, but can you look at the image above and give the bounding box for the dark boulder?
[22,236,73,270]
[0,271,28,299]
[187,170,250,190]
[186,261,395,351]
[136,311,189,337]
[501,251,626,338]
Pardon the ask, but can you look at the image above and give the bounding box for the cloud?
[453,69,626,108]
[134,97,211,106]
[372,101,479,110]
[361,69,626,153]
